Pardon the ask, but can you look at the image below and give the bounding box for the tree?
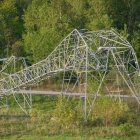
[132,31,140,63]
[85,0,112,30]
[23,0,112,63]
[11,40,25,57]
[23,0,63,63]
[105,0,140,34]
[0,0,23,57]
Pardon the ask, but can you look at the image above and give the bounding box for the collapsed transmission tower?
[0,29,140,119]
[0,56,32,112]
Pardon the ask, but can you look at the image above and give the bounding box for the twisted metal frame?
[0,29,139,118]
[0,56,31,113]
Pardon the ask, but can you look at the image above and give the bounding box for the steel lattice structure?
[0,56,31,112]
[0,29,140,119]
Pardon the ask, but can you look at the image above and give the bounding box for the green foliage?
[0,96,140,138]
[86,0,112,30]
[118,123,136,136]
[132,31,140,63]
[89,97,129,127]
[91,117,104,127]
[0,0,139,64]
[23,28,61,63]
[105,0,140,33]
[115,111,138,126]
[1,135,140,140]
[23,0,63,62]
[52,96,81,129]
[119,24,129,39]
[11,40,25,57]
[0,0,23,57]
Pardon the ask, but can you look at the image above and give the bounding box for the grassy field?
[1,135,140,140]
[0,96,140,140]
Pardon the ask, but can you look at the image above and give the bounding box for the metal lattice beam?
[0,29,140,118]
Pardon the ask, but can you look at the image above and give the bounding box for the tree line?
[0,0,140,63]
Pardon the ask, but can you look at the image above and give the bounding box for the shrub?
[92,117,104,127]
[118,123,136,136]
[51,96,82,129]
[115,111,137,125]
[89,97,129,127]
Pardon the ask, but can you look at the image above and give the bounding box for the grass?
[1,135,140,140]
[0,96,140,140]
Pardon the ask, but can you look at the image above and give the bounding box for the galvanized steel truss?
[0,29,140,118]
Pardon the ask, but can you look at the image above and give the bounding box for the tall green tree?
[23,0,113,63]
[85,0,112,30]
[23,0,62,63]
[105,0,140,34]
[132,31,140,63]
[0,0,22,57]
